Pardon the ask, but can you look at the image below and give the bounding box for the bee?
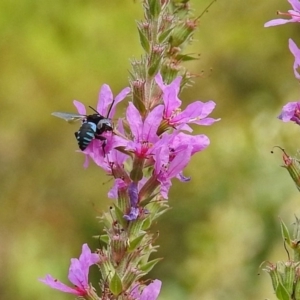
[52,105,114,152]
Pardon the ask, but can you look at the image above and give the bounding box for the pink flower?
[264,0,300,27]
[131,280,162,300]
[153,142,193,199]
[278,101,300,124]
[155,73,219,132]
[125,102,164,158]
[39,244,99,296]
[289,38,300,80]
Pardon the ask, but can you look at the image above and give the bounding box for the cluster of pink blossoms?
[76,73,219,203]
[265,1,300,124]
[40,244,161,299]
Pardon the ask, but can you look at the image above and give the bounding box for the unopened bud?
[170,19,197,47]
[148,44,165,76]
[131,80,146,114]
[272,147,300,191]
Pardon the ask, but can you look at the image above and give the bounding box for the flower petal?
[289,38,300,79]
[109,87,131,118]
[289,0,300,12]
[68,244,98,289]
[264,18,294,27]
[142,105,164,142]
[129,182,139,207]
[127,102,143,141]
[97,84,113,116]
[140,280,162,300]
[124,207,139,221]
[39,275,82,296]
[73,100,86,115]
[155,73,182,117]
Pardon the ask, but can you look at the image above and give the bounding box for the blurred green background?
[1,0,300,299]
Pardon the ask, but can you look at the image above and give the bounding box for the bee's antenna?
[89,106,100,114]
[106,98,116,119]
[89,100,115,118]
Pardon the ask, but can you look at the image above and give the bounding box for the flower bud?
[263,261,297,298]
[280,148,300,191]
[130,157,145,182]
[111,233,128,264]
[272,147,300,191]
[122,267,143,290]
[160,62,181,84]
[170,19,197,47]
[137,22,150,53]
[148,44,165,77]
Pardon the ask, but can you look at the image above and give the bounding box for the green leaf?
[158,28,173,43]
[109,272,123,296]
[293,279,300,300]
[99,234,109,244]
[283,262,295,295]
[137,27,150,53]
[139,192,159,207]
[275,282,290,300]
[176,54,199,61]
[141,216,151,230]
[149,0,161,18]
[139,258,163,273]
[113,204,128,229]
[280,219,291,246]
[148,58,161,77]
[129,234,146,252]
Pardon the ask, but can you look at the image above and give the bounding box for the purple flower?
[73,84,130,163]
[124,182,140,221]
[141,130,209,199]
[128,182,139,207]
[289,38,300,80]
[278,101,300,124]
[39,244,99,296]
[131,280,162,300]
[155,73,219,132]
[154,143,193,199]
[169,132,210,155]
[124,207,140,221]
[126,102,164,157]
[108,178,128,199]
[264,0,300,27]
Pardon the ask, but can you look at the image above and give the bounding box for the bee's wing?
[51,112,86,123]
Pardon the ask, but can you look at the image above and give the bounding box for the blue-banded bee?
[52,106,113,152]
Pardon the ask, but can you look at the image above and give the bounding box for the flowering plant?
[40,1,218,299]
[264,1,300,299]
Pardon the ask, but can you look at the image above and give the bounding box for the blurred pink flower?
[278,101,300,124]
[289,38,300,80]
[265,0,300,27]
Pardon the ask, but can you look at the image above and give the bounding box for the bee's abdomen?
[75,122,97,150]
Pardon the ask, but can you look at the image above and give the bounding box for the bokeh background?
[1,0,300,299]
